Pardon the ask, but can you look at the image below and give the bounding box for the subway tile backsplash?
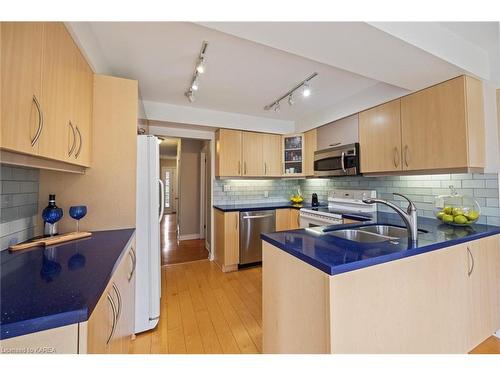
[214,173,500,226]
[1,165,39,250]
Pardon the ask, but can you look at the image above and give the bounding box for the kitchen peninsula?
[261,213,500,354]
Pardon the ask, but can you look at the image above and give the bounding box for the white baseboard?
[178,233,201,241]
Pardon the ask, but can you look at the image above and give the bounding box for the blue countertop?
[213,202,324,212]
[0,228,135,340]
[261,212,500,276]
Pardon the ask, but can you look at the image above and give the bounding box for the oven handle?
[341,152,346,173]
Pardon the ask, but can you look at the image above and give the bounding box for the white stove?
[299,189,377,228]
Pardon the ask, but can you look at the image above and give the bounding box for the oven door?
[314,143,359,177]
[299,212,342,228]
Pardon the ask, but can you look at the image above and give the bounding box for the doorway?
[156,135,210,265]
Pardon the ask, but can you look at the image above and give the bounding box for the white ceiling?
[86,22,394,121]
[439,22,499,52]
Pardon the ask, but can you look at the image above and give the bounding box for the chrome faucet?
[362,193,418,244]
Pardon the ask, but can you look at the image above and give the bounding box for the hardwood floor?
[130,260,262,354]
[161,213,208,265]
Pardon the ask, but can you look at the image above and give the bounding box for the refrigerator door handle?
[158,179,165,222]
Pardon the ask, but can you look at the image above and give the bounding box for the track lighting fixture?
[264,72,318,112]
[184,41,208,103]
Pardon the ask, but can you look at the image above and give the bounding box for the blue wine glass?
[69,206,87,232]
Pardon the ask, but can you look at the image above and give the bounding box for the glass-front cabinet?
[283,134,304,176]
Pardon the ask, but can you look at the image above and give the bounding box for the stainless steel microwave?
[314,143,360,177]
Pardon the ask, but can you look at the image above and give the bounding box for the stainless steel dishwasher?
[239,210,276,265]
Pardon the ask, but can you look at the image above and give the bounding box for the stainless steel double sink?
[327,225,426,243]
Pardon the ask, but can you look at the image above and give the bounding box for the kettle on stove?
[311,193,319,207]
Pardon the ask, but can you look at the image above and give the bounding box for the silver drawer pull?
[242,214,274,219]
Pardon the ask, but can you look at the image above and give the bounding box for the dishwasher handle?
[242,214,274,220]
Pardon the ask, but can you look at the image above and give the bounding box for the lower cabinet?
[85,237,136,353]
[263,234,500,354]
[214,210,240,272]
[275,208,301,231]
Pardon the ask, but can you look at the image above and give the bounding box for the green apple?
[452,207,464,216]
[436,212,445,220]
[443,206,453,215]
[442,214,454,224]
[454,215,468,225]
[466,210,479,221]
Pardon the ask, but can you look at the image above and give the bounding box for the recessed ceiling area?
[85,22,398,121]
[158,137,179,158]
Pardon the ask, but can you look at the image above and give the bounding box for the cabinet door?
[216,129,242,177]
[1,22,43,155]
[242,132,264,176]
[87,285,115,353]
[263,134,282,176]
[38,22,74,161]
[289,209,300,230]
[224,211,240,267]
[69,46,93,166]
[303,129,317,176]
[466,235,500,350]
[401,77,468,171]
[275,209,291,231]
[359,99,402,173]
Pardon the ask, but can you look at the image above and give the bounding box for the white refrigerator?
[135,135,164,333]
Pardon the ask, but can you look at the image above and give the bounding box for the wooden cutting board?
[9,231,92,252]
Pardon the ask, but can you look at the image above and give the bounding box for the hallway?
[161,213,208,265]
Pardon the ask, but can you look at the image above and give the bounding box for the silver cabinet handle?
[265,162,267,175]
[238,161,241,175]
[393,147,399,168]
[329,142,341,147]
[404,145,409,167]
[340,152,346,172]
[106,293,117,344]
[112,283,122,321]
[31,95,44,147]
[244,162,247,175]
[68,121,76,156]
[128,248,136,282]
[74,126,82,158]
[242,214,274,220]
[467,246,475,277]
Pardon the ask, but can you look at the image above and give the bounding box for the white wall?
[484,82,500,173]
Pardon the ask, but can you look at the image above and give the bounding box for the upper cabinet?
[303,129,317,176]
[216,129,282,178]
[359,76,485,175]
[283,134,304,176]
[401,75,484,172]
[317,114,359,151]
[216,129,242,177]
[1,22,94,168]
[359,99,402,174]
[1,22,44,155]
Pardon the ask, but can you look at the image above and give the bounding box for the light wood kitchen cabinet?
[316,114,359,151]
[0,22,94,168]
[86,238,136,354]
[283,134,304,176]
[1,22,44,155]
[401,75,484,172]
[303,129,317,176]
[242,132,264,176]
[263,234,500,353]
[214,209,240,272]
[263,134,282,176]
[215,129,242,177]
[289,208,300,229]
[38,22,74,162]
[359,99,402,173]
[466,235,500,350]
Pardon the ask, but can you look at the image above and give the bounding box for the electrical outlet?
[264,191,269,198]
[223,184,231,192]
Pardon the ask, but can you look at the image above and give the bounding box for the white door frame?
[150,125,215,260]
[199,152,206,239]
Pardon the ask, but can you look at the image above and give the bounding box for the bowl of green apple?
[434,186,481,226]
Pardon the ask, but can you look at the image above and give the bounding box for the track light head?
[196,57,206,74]
[274,102,280,112]
[302,81,311,97]
[185,90,195,103]
[191,77,199,91]
[288,93,295,106]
